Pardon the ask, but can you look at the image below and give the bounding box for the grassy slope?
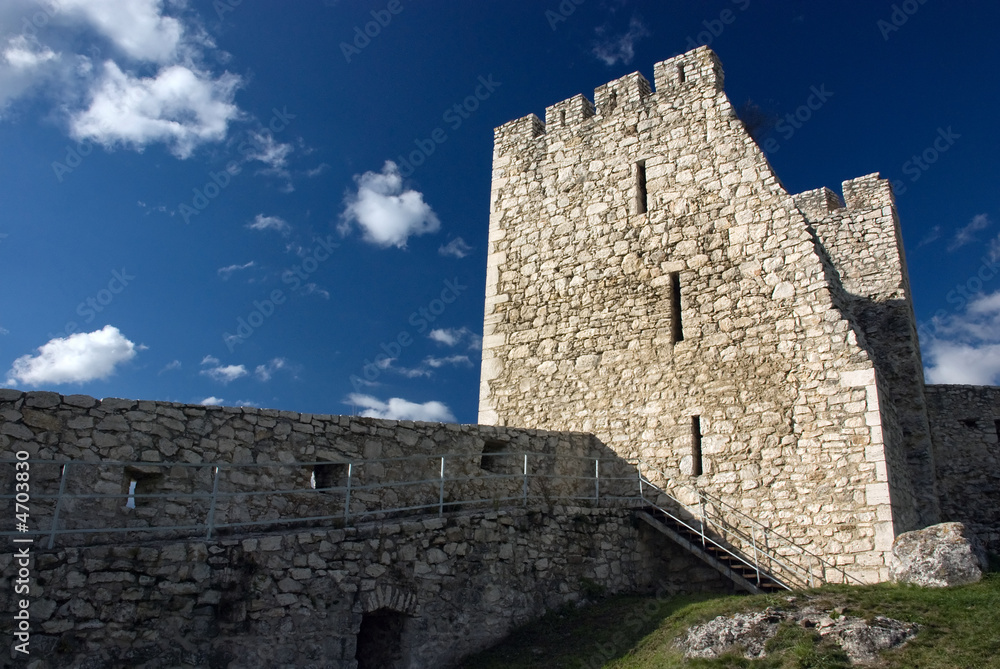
[458,574,1000,668]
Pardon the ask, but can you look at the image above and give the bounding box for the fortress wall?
[925,385,1000,552]
[0,389,640,547]
[795,177,933,530]
[479,47,904,581]
[0,506,726,668]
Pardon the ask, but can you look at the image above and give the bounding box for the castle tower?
[479,47,929,581]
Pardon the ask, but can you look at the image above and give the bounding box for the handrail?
[636,477,792,591]
[0,453,644,547]
[629,458,864,587]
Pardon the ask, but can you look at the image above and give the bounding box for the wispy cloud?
[439,237,472,258]
[924,290,1000,384]
[217,260,255,280]
[948,214,991,252]
[424,355,472,368]
[5,325,139,386]
[159,359,181,374]
[339,161,440,248]
[254,357,288,382]
[428,327,482,350]
[916,225,942,249]
[246,214,291,235]
[200,357,248,384]
[592,16,650,67]
[345,393,456,422]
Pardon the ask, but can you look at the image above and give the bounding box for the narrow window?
[670,272,684,343]
[691,416,703,476]
[480,440,511,474]
[313,461,348,493]
[994,419,1000,443]
[560,109,566,126]
[122,467,163,509]
[677,64,686,83]
[635,161,648,214]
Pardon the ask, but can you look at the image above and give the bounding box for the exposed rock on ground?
[890,522,989,587]
[677,598,919,665]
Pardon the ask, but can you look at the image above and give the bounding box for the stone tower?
[478,46,935,581]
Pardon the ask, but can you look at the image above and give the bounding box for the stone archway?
[354,585,419,669]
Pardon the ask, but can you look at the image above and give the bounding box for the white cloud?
[592,16,650,67]
[924,290,1000,385]
[0,0,253,158]
[70,61,242,159]
[254,357,288,382]
[201,355,220,366]
[428,327,481,350]
[247,214,290,234]
[159,359,181,373]
[200,396,224,406]
[424,355,472,368]
[50,0,184,64]
[340,161,440,248]
[200,362,248,384]
[439,237,473,258]
[301,283,330,300]
[217,260,255,279]
[346,393,456,422]
[5,325,138,386]
[244,129,293,171]
[948,213,991,252]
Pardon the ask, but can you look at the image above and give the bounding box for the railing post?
[594,459,599,502]
[343,462,353,525]
[751,526,761,586]
[438,456,445,516]
[699,492,707,549]
[522,454,528,507]
[205,465,220,540]
[47,463,70,549]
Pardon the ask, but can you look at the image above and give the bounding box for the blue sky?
[1,0,998,422]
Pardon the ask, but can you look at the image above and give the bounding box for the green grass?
[458,573,1000,668]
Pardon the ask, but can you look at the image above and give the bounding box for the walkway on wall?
[1,453,860,593]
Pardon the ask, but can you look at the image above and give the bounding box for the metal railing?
[0,453,641,548]
[630,459,864,588]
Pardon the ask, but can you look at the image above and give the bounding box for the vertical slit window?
[994,419,1000,443]
[691,416,703,476]
[635,161,648,214]
[670,272,684,343]
[677,64,686,83]
[560,110,566,126]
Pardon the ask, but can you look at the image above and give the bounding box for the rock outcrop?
[890,522,989,587]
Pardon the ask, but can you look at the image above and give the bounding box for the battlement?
[794,173,897,220]
[497,46,725,142]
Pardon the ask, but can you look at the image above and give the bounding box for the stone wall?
[925,385,1000,552]
[478,46,908,581]
[795,177,935,529]
[0,505,727,668]
[0,389,640,546]
[0,389,734,667]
